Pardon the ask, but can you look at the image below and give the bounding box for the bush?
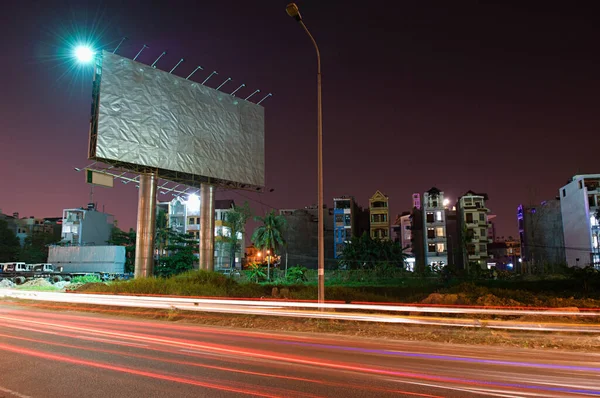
[71,275,102,284]
[286,266,308,283]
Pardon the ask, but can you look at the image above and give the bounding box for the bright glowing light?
[443,198,450,207]
[185,194,200,209]
[518,258,522,263]
[74,45,95,63]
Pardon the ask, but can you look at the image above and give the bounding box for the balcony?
[187,224,200,231]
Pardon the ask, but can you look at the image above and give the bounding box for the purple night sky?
[1,1,599,238]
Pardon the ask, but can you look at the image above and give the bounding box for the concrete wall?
[521,200,566,266]
[560,178,593,267]
[280,208,334,269]
[49,245,125,273]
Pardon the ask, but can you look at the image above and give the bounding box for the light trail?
[2,289,599,334]
[1,312,599,397]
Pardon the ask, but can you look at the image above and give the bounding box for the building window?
[335,214,344,223]
[436,211,442,221]
[436,227,444,237]
[336,243,345,254]
[480,228,486,237]
[479,244,487,253]
[562,189,566,197]
[579,180,583,189]
[436,243,445,252]
[479,213,485,222]
[428,244,436,253]
[466,213,473,223]
[592,216,599,227]
[426,213,434,223]
[432,201,438,208]
[427,228,435,239]
[344,214,351,226]
[467,245,476,255]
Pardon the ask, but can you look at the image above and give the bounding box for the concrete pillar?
[199,183,215,271]
[134,172,158,278]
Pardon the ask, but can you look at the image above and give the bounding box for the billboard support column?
[199,183,215,272]
[134,171,158,278]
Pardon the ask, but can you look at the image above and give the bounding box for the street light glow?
[74,45,95,63]
[185,193,200,209]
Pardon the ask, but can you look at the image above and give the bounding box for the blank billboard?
[89,51,265,187]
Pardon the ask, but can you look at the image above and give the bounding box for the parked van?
[3,263,29,272]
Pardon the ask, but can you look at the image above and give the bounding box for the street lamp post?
[286,3,325,307]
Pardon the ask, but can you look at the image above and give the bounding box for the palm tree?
[221,202,252,270]
[251,210,287,280]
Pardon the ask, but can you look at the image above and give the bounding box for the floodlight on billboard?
[88,51,265,189]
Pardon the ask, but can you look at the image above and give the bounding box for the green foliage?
[286,265,307,283]
[245,263,267,283]
[107,227,136,273]
[20,231,60,264]
[220,202,252,269]
[71,275,103,284]
[155,231,197,278]
[251,210,287,256]
[339,232,407,270]
[0,219,20,262]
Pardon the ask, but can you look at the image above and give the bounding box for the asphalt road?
[0,303,598,398]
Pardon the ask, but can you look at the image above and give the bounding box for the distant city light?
[74,45,95,63]
[443,198,450,207]
[507,263,514,269]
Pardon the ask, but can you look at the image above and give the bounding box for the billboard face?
[89,51,265,187]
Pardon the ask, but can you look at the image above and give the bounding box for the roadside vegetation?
[73,266,600,308]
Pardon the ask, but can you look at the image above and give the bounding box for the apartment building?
[456,191,492,269]
[369,190,390,240]
[559,175,600,268]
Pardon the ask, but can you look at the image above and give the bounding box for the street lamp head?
[286,3,302,22]
[73,45,95,64]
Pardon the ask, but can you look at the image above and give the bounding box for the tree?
[20,231,59,264]
[155,231,197,277]
[221,202,252,270]
[251,210,287,280]
[107,227,136,273]
[0,219,20,262]
[339,232,407,270]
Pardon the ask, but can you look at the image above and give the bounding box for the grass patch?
[73,270,600,308]
[16,285,60,291]
[71,275,103,284]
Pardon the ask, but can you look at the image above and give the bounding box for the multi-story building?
[559,175,600,268]
[488,236,522,271]
[456,191,492,269]
[369,190,390,240]
[333,196,358,258]
[391,212,412,253]
[421,187,448,268]
[158,196,241,269]
[61,204,114,246]
[517,200,565,271]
